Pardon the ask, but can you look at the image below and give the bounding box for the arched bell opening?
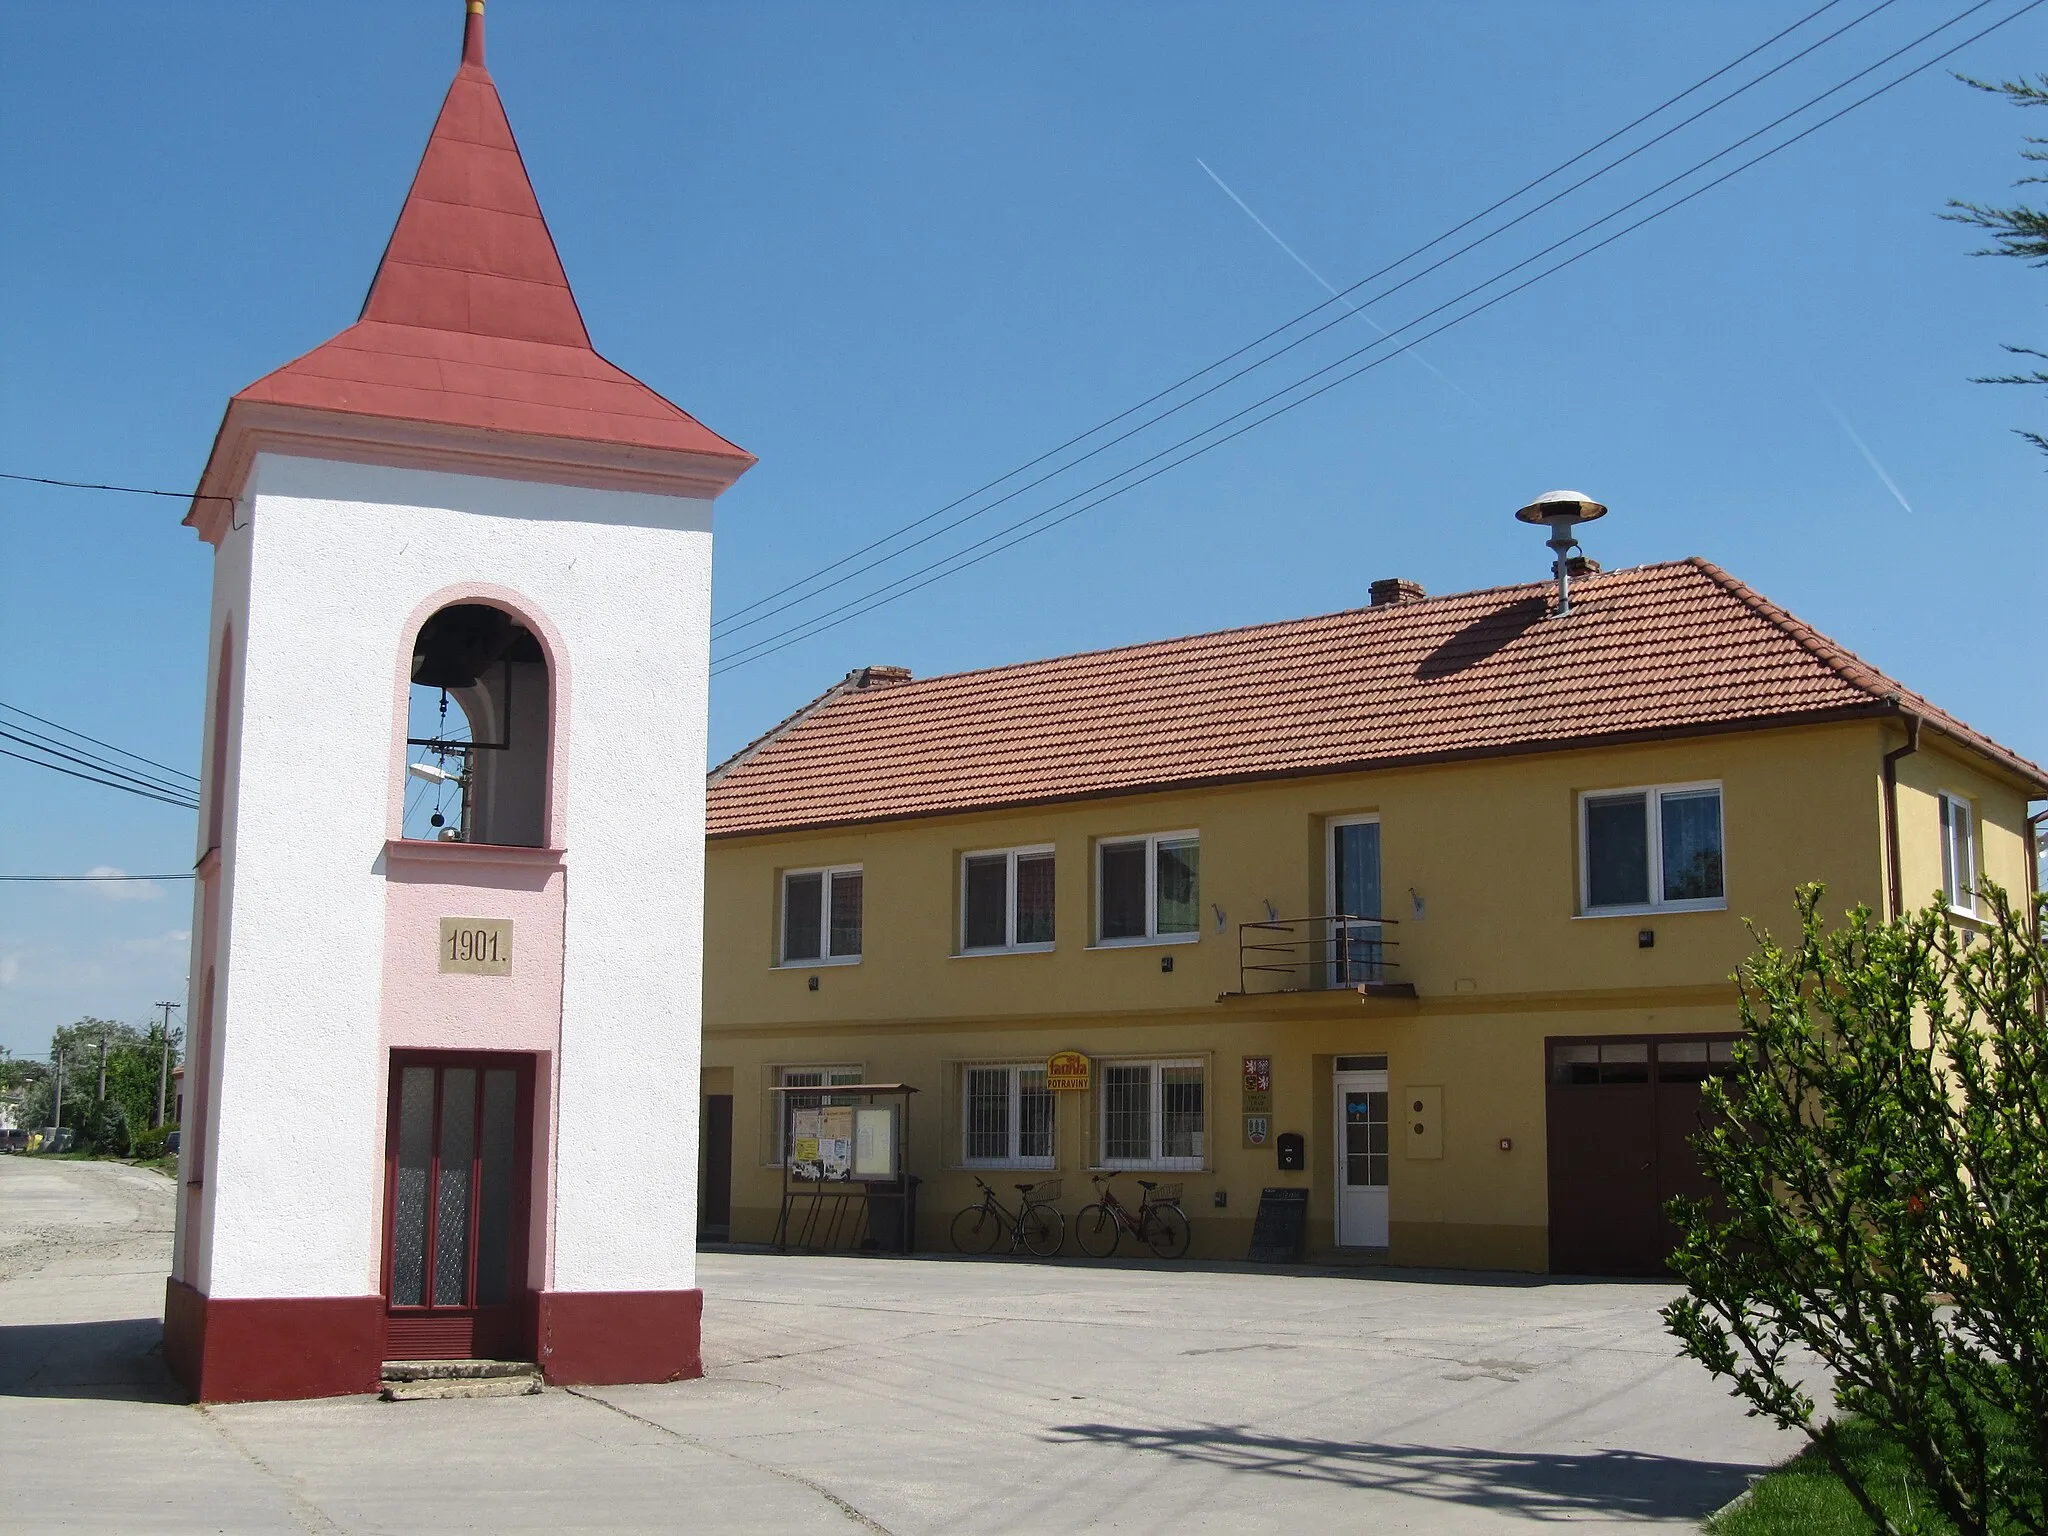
[403,603,551,848]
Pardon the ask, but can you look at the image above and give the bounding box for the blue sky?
[2,2,2043,1058]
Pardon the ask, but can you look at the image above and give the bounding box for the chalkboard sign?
[1247,1187,1310,1263]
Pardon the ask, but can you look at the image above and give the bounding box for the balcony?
[1230,914,1415,999]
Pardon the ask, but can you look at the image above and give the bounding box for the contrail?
[1197,158,1475,403]
[1819,393,1913,514]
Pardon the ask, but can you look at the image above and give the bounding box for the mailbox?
[1276,1131,1306,1171]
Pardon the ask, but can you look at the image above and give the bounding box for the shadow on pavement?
[0,1318,186,1403]
[1046,1422,1755,1522]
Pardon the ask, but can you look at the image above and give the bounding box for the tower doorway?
[383,1053,536,1360]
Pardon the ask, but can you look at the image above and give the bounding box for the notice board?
[1247,1187,1310,1263]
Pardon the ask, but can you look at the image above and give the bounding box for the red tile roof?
[706,559,2046,838]
[203,6,749,473]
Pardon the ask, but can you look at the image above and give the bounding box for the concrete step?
[380,1359,542,1402]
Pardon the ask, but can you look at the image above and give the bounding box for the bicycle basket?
[1148,1182,1183,1203]
[1029,1179,1062,1204]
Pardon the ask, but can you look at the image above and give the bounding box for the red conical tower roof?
[191,3,751,535]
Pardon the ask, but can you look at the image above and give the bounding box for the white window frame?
[1940,792,1979,916]
[1093,830,1201,947]
[1577,781,1727,917]
[779,864,863,966]
[959,1062,1056,1169]
[958,845,1056,955]
[1095,1057,1206,1171]
[772,1063,862,1165]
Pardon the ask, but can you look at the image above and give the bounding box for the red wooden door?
[383,1054,534,1360]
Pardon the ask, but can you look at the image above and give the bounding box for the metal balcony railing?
[1236,914,1407,996]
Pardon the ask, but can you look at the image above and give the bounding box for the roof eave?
[188,395,754,542]
[706,701,1940,842]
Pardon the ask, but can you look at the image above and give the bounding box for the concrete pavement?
[0,1156,1791,1532]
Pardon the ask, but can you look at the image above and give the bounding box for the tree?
[1664,884,2048,1535]
[1946,75,2048,458]
[18,1018,174,1153]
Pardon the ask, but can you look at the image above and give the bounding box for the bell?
[411,605,515,690]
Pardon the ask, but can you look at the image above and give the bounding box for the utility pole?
[95,1034,108,1103]
[154,1001,180,1128]
[51,1047,64,1132]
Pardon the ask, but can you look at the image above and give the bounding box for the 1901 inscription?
[440,917,513,976]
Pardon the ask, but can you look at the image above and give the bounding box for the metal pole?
[96,1035,108,1102]
[154,1002,179,1128]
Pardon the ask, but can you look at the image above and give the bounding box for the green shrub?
[129,1124,174,1161]
[83,1099,131,1157]
[1666,882,2048,1536]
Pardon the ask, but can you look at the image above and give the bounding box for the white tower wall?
[201,451,712,1301]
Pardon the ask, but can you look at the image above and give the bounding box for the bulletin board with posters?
[771,1082,919,1254]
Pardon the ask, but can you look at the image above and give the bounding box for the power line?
[0,704,201,810]
[713,0,2017,668]
[0,873,195,882]
[0,470,232,504]
[0,726,200,806]
[0,700,198,784]
[0,743,199,810]
[711,0,1880,639]
[713,0,2042,674]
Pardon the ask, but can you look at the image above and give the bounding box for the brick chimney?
[849,665,912,689]
[1369,578,1426,607]
[1563,555,1600,578]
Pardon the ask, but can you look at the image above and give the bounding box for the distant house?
[698,547,2043,1275]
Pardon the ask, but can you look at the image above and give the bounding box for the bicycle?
[1074,1173,1191,1259]
[950,1176,1066,1257]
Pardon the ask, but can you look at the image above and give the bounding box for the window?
[1580,784,1724,914]
[961,847,1055,953]
[1096,832,1200,944]
[1098,1059,1205,1169]
[1549,1041,1650,1084]
[1940,793,1978,914]
[403,603,552,847]
[961,1064,1055,1167]
[1549,1039,1736,1085]
[782,866,862,964]
[774,1064,861,1164]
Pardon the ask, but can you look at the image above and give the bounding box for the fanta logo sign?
[1047,1051,1091,1092]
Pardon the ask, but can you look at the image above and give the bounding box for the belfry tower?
[167,2,752,1401]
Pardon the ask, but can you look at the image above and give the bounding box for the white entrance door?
[1333,1063,1389,1247]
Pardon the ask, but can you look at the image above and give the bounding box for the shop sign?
[1241,1054,1272,1114]
[1046,1051,1091,1092]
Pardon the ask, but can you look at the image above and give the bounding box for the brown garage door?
[1545,1036,1735,1276]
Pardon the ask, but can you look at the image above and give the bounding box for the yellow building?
[700,556,2043,1274]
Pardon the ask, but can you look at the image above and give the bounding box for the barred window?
[1098,1059,1205,1169]
[775,1064,861,1164]
[962,1064,1055,1167]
